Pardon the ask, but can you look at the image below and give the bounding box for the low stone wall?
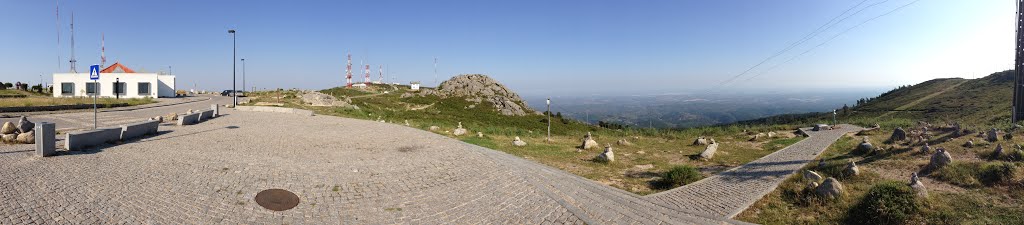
[64,128,121,151]
[235,106,314,116]
[0,103,130,113]
[177,112,201,126]
[198,110,215,122]
[120,120,160,140]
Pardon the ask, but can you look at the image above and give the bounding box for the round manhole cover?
[254,189,300,211]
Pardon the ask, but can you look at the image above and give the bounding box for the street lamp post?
[546,98,551,142]
[242,58,246,93]
[228,29,237,106]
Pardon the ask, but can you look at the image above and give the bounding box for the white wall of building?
[52,73,176,98]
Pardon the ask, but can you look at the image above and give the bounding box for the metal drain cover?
[254,189,300,211]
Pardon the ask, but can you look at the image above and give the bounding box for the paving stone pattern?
[644,125,863,218]
[0,96,855,224]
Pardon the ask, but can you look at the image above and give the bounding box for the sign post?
[90,65,100,129]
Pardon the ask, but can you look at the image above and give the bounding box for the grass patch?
[0,96,155,107]
[931,162,982,188]
[657,165,703,188]
[845,181,921,225]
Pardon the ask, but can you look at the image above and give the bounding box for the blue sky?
[0,0,1015,97]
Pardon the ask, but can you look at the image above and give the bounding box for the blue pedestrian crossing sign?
[89,65,100,80]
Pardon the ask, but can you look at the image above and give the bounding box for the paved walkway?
[0,100,860,224]
[644,125,863,218]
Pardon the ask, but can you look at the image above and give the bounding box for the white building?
[410,81,421,90]
[53,62,176,98]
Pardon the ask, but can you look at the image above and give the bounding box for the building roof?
[100,62,136,73]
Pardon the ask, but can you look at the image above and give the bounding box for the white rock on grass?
[453,122,467,136]
[815,177,845,199]
[429,126,440,131]
[699,143,719,159]
[909,172,928,197]
[693,136,709,145]
[803,170,823,182]
[581,132,599,150]
[512,136,527,147]
[477,132,484,138]
[596,145,614,162]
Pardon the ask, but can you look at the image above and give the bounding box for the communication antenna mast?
[378,65,383,84]
[101,33,106,68]
[364,64,371,85]
[69,11,77,73]
[55,0,60,71]
[345,52,353,88]
[433,57,438,87]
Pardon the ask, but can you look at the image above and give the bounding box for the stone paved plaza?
[0,97,859,224]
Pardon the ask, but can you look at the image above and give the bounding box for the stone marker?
[616,139,633,146]
[597,145,615,162]
[928,148,953,171]
[992,144,1004,159]
[0,122,16,134]
[987,128,999,142]
[35,122,55,157]
[909,172,927,197]
[581,132,599,150]
[803,170,823,182]
[921,143,931,153]
[16,131,34,144]
[890,127,907,142]
[700,142,719,159]
[453,122,467,136]
[692,136,709,146]
[512,136,527,147]
[815,177,844,199]
[16,116,34,133]
[844,161,860,177]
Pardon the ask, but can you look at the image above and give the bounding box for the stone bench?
[65,127,121,151]
[177,112,202,126]
[120,120,160,140]
[198,109,215,122]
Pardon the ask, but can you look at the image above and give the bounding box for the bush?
[979,162,1019,185]
[846,181,921,225]
[931,162,982,187]
[661,165,703,188]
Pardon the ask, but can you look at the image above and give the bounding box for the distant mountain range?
[523,90,879,129]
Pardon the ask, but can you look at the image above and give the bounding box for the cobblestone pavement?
[0,98,857,224]
[644,125,864,218]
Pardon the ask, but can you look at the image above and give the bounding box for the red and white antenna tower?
[101,33,106,68]
[345,52,353,88]
[364,64,371,85]
[69,11,77,73]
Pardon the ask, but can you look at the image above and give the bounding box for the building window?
[113,82,127,95]
[61,83,74,95]
[138,82,151,95]
[86,83,100,95]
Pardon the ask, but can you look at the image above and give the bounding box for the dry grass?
[0,96,154,108]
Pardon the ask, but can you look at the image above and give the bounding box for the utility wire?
[716,0,870,87]
[741,0,923,82]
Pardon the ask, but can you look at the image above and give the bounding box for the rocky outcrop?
[300,91,352,107]
[435,74,532,116]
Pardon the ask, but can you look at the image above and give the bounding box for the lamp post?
[546,98,551,142]
[228,29,236,106]
[242,58,246,93]
[115,77,120,100]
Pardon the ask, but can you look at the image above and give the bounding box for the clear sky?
[0,0,1015,96]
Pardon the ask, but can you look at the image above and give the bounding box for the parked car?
[220,90,246,97]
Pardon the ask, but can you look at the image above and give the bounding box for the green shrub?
[979,162,1019,185]
[931,162,982,187]
[661,165,703,188]
[846,181,921,225]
